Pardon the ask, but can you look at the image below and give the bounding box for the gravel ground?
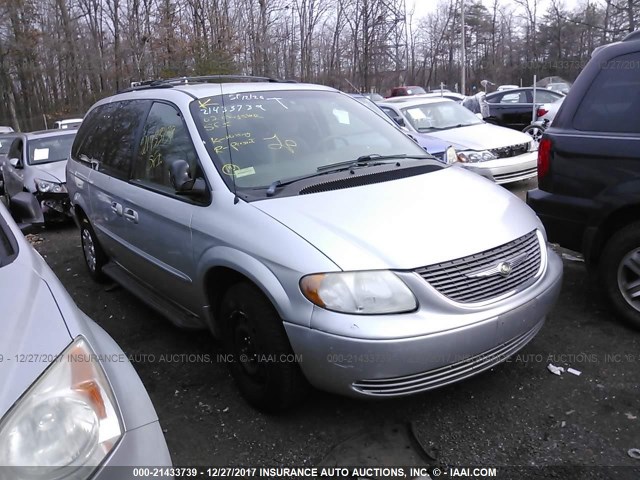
[26,178,640,479]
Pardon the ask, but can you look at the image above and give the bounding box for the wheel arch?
[198,247,312,338]
[587,204,640,265]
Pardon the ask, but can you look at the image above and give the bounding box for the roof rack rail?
[119,75,296,93]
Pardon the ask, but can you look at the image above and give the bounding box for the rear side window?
[73,100,150,179]
[535,90,561,103]
[131,102,200,193]
[573,52,640,134]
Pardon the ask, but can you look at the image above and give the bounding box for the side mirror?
[9,157,22,168]
[169,160,208,198]
[169,159,195,192]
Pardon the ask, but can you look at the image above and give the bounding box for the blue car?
[350,94,457,164]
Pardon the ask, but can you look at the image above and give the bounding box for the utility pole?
[461,0,466,95]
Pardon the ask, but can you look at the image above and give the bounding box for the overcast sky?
[406,0,587,20]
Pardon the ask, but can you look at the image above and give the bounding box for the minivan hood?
[252,165,541,271]
[29,160,67,184]
[0,265,71,417]
[426,123,532,150]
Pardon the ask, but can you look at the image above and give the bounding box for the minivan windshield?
[401,101,483,132]
[190,90,435,190]
[28,134,76,165]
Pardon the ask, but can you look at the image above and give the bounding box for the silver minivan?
[66,77,563,412]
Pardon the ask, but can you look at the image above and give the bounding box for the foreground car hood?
[253,165,541,271]
[427,123,533,150]
[0,266,71,417]
[29,160,67,184]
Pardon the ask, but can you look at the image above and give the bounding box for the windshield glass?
[401,101,483,132]
[0,136,17,155]
[190,90,433,189]
[28,134,76,165]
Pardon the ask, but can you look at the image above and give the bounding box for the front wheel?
[599,222,640,330]
[220,282,308,412]
[80,216,108,282]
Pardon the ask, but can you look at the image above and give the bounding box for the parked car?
[522,97,565,145]
[1,129,76,224]
[53,118,83,129]
[357,96,456,163]
[0,133,18,195]
[485,87,565,130]
[527,30,640,329]
[0,126,14,134]
[496,84,519,91]
[67,77,562,412]
[0,200,172,476]
[546,82,571,95]
[378,97,539,184]
[388,85,427,97]
[361,92,384,102]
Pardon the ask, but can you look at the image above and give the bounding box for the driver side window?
[132,102,200,193]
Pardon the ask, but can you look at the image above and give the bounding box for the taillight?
[536,107,548,118]
[538,137,552,181]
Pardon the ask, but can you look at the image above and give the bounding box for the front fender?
[196,246,314,330]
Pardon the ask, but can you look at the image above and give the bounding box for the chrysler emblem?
[498,262,513,276]
[465,252,528,278]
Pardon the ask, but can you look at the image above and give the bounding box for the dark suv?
[527,30,640,328]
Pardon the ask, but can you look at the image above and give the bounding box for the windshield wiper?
[317,153,430,172]
[264,153,431,197]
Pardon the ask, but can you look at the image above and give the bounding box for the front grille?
[490,142,530,159]
[352,320,543,396]
[415,230,542,303]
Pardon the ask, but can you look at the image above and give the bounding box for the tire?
[522,124,545,145]
[80,216,108,283]
[599,221,640,330]
[220,282,308,412]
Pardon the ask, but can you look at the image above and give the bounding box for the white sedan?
[378,97,538,184]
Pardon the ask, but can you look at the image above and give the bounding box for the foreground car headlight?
[457,150,497,163]
[300,271,417,314]
[445,146,458,164]
[0,337,123,479]
[35,178,67,194]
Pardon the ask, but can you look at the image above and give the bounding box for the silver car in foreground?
[379,97,539,184]
[0,200,172,477]
[66,78,563,412]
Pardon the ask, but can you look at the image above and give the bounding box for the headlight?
[445,146,458,164]
[300,271,417,314]
[0,337,123,479]
[457,150,497,163]
[35,179,67,194]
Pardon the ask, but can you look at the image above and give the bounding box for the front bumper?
[285,247,562,398]
[93,421,173,479]
[463,151,537,184]
[35,192,72,220]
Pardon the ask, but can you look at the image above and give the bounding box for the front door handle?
[123,208,138,223]
[111,202,123,216]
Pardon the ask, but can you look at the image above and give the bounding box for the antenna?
[218,89,239,204]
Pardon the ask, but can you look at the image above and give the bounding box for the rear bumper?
[526,188,592,253]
